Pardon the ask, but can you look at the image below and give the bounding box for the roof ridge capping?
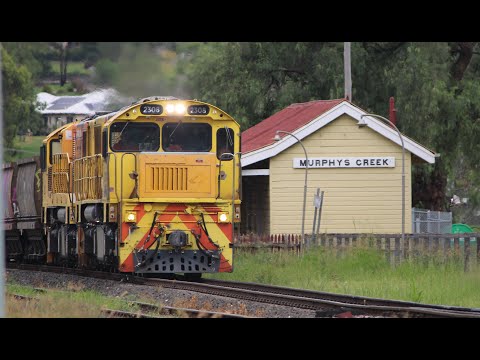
[288,98,346,107]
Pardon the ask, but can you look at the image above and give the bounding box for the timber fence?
[234,233,480,271]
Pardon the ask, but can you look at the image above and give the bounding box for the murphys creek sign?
[293,157,395,168]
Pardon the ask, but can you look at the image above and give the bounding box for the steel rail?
[8,263,480,318]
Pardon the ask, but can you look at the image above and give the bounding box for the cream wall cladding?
[269,114,412,234]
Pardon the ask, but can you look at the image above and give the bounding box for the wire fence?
[411,207,452,234]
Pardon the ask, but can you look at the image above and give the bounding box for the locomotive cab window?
[110,122,160,152]
[162,123,212,152]
[49,139,61,164]
[217,127,235,160]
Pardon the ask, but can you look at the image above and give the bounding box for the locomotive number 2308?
[140,104,163,114]
[188,105,210,115]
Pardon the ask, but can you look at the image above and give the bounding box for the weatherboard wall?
[269,114,412,234]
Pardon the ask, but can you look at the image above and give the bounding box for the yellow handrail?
[51,153,70,193]
[73,154,103,200]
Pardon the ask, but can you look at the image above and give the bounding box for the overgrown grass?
[6,282,141,318]
[207,245,480,308]
[5,282,260,318]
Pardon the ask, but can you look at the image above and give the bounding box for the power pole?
[344,42,352,101]
[0,43,5,318]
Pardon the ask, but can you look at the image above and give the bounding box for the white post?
[0,44,5,318]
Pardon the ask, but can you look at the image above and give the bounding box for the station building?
[240,99,437,235]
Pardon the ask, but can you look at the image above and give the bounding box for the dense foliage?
[1,46,44,153]
[183,42,480,219]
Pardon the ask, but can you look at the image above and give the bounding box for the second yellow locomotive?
[38,96,241,277]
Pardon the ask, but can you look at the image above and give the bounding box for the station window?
[162,123,212,152]
[216,127,234,160]
[110,122,160,152]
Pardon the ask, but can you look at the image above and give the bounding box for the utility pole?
[0,43,5,318]
[344,42,352,101]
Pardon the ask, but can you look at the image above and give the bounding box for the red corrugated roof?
[242,99,345,154]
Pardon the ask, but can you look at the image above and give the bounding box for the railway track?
[6,291,249,318]
[7,263,480,318]
[200,278,480,317]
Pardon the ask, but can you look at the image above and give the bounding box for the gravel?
[6,269,316,318]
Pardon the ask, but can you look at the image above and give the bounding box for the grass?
[7,246,478,315]
[206,245,480,308]
[5,281,261,318]
[5,136,44,162]
[5,282,142,318]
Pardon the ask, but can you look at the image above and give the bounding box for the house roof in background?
[36,88,120,115]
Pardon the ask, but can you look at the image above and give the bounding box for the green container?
[451,223,476,245]
[452,223,474,233]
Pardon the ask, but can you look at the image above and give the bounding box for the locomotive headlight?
[166,104,175,114]
[175,104,186,114]
[218,212,229,223]
[126,212,137,223]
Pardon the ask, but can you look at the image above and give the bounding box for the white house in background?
[36,88,126,132]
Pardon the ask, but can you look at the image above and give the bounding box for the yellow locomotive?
[4,96,241,278]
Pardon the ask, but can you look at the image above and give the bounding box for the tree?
[355,43,480,212]
[1,46,43,158]
[93,42,181,98]
[185,42,480,213]
[184,42,345,128]
[50,42,70,86]
[59,42,69,86]
[2,42,52,80]
[450,42,478,82]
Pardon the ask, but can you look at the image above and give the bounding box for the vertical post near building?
[344,42,352,101]
[0,44,5,318]
[315,190,324,243]
[312,188,320,245]
[312,188,324,246]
